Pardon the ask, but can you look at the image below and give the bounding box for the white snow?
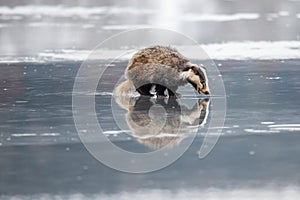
[0,5,155,18]
[182,13,260,22]
[1,41,300,63]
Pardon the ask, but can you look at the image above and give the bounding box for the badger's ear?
[190,64,207,84]
[191,66,198,73]
[187,65,199,75]
[183,64,198,72]
[183,66,191,71]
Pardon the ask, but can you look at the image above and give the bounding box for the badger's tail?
[114,80,136,111]
[115,80,135,96]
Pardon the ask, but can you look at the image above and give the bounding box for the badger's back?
[127,46,189,71]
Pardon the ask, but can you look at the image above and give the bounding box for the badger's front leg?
[156,85,181,98]
[155,84,167,98]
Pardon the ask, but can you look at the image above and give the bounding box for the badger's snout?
[196,85,210,95]
[202,89,210,95]
[200,84,210,95]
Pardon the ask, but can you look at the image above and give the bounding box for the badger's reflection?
[115,96,210,149]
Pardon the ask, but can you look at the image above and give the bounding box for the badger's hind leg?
[136,84,154,96]
[155,84,167,98]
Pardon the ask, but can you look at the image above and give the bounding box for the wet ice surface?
[1,60,299,147]
[0,59,300,198]
[1,0,300,198]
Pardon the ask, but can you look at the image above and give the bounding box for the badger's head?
[183,63,210,95]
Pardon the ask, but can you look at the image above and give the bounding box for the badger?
[116,45,210,97]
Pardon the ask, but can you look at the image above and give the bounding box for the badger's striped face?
[185,64,210,95]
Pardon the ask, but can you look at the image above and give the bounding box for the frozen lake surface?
[1,59,299,199]
[1,0,300,199]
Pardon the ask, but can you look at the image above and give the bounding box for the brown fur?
[127,46,189,71]
[116,45,210,97]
